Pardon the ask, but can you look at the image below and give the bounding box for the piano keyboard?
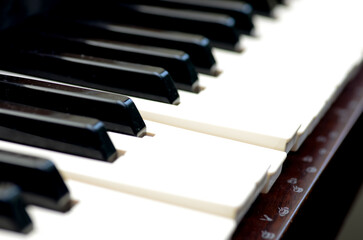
[0,0,362,239]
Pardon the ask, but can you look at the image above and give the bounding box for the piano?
[0,0,362,239]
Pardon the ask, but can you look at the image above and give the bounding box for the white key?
[144,121,286,194]
[0,180,236,240]
[198,0,363,151]
[0,120,286,220]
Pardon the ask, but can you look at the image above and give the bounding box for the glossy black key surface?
[236,0,277,16]
[0,0,59,31]
[0,101,117,162]
[20,33,199,92]
[127,0,255,35]
[79,4,241,51]
[22,17,217,75]
[0,151,71,212]
[83,22,218,75]
[0,183,32,233]
[0,49,180,104]
[0,75,146,137]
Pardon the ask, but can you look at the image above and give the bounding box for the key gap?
[145,132,156,137]
[116,149,127,158]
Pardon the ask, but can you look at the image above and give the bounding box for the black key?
[0,49,180,105]
[0,101,117,162]
[0,150,71,212]
[276,0,287,5]
[129,0,255,35]
[0,74,146,137]
[22,17,217,75]
[79,4,241,51]
[234,0,278,16]
[0,183,32,233]
[0,0,59,31]
[19,32,200,92]
[81,21,218,75]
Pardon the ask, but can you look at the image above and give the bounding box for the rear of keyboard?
[0,0,362,239]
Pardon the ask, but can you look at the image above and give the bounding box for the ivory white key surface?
[148,120,284,194]
[0,180,236,240]
[144,121,286,194]
[198,0,363,151]
[0,120,286,220]
[133,95,300,152]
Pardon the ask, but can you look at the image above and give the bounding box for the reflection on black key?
[0,49,180,104]
[237,0,277,16]
[22,33,200,92]
[25,17,217,75]
[84,22,218,75]
[131,0,255,35]
[86,4,241,51]
[0,74,146,137]
[0,183,32,233]
[0,101,117,162]
[0,151,71,212]
[81,39,200,92]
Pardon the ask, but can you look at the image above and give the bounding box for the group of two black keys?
[0,0,284,162]
[0,0,284,234]
[0,150,70,233]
